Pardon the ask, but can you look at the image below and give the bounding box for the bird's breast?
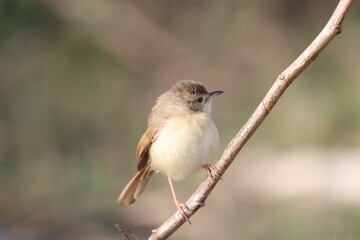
[149,113,219,180]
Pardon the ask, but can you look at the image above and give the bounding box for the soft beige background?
[1,0,359,239]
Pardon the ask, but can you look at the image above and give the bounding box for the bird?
[118,80,223,222]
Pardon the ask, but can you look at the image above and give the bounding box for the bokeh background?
[1,0,360,239]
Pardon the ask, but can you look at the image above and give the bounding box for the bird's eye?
[198,97,203,103]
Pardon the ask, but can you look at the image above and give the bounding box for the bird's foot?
[203,164,222,180]
[175,200,191,224]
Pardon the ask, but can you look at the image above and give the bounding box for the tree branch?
[149,0,354,239]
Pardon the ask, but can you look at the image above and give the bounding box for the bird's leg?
[202,164,222,180]
[167,176,191,224]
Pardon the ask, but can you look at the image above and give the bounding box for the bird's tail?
[117,164,154,205]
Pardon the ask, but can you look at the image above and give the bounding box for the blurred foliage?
[0,0,359,239]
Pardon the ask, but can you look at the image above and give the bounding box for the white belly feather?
[150,112,219,180]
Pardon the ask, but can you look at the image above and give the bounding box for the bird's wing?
[136,127,158,171]
[136,98,170,171]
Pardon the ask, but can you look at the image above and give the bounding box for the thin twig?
[115,224,141,240]
[148,0,354,239]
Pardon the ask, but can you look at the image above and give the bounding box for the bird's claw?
[203,164,222,180]
[175,200,191,224]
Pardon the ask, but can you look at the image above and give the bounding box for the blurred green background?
[1,0,359,239]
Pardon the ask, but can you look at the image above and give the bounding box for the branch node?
[279,73,285,80]
[335,25,342,34]
[196,199,206,208]
[262,101,270,115]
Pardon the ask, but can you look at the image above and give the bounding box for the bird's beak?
[208,90,223,98]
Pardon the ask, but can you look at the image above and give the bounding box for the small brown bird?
[118,80,223,221]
